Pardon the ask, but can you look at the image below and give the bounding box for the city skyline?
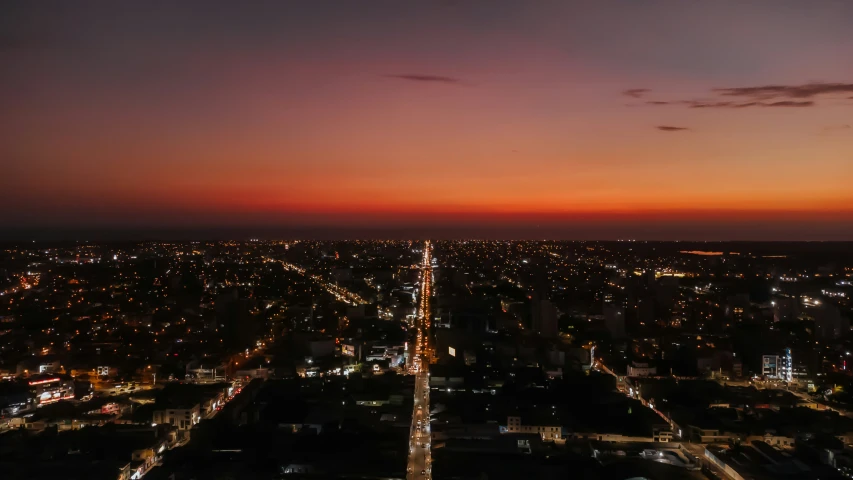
[2,1,853,239]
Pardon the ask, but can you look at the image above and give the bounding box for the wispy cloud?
[386,74,461,84]
[821,124,851,134]
[764,100,814,107]
[631,82,848,110]
[657,126,690,132]
[687,101,734,109]
[623,88,650,99]
[687,100,814,108]
[714,82,853,100]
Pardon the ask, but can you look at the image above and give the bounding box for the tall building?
[726,294,750,322]
[215,289,259,350]
[815,304,849,341]
[604,304,626,340]
[531,294,558,338]
[783,347,793,383]
[762,355,780,378]
[772,297,799,323]
[762,349,793,382]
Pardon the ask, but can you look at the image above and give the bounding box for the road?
[594,361,679,431]
[714,377,853,418]
[265,256,393,319]
[593,360,730,478]
[266,257,367,305]
[408,241,433,480]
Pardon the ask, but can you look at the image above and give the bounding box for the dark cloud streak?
[386,74,461,84]
[764,100,814,107]
[688,101,734,109]
[713,82,853,100]
[634,82,846,110]
[688,100,814,108]
[657,126,690,132]
[623,88,650,98]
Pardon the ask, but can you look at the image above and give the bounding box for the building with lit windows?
[28,376,74,406]
[505,416,562,441]
[153,404,201,430]
[762,348,793,382]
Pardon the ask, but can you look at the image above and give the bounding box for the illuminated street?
[266,257,367,305]
[266,256,393,319]
[2,4,851,477]
[408,241,433,480]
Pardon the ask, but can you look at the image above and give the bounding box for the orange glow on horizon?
[2,2,852,240]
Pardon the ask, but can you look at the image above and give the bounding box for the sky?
[1,1,852,240]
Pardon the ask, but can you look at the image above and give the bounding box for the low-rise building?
[687,425,739,443]
[505,416,561,441]
[746,433,795,448]
[627,361,656,377]
[153,404,201,430]
[653,427,674,442]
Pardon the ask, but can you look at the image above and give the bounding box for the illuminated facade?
[506,416,562,441]
[28,376,74,406]
[762,349,793,382]
[153,404,201,430]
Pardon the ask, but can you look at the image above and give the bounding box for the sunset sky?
[1,1,852,239]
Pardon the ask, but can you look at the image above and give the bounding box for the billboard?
[448,347,456,357]
[342,344,356,357]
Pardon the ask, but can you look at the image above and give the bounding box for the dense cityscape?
[0,240,851,479]
[3,2,853,480]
